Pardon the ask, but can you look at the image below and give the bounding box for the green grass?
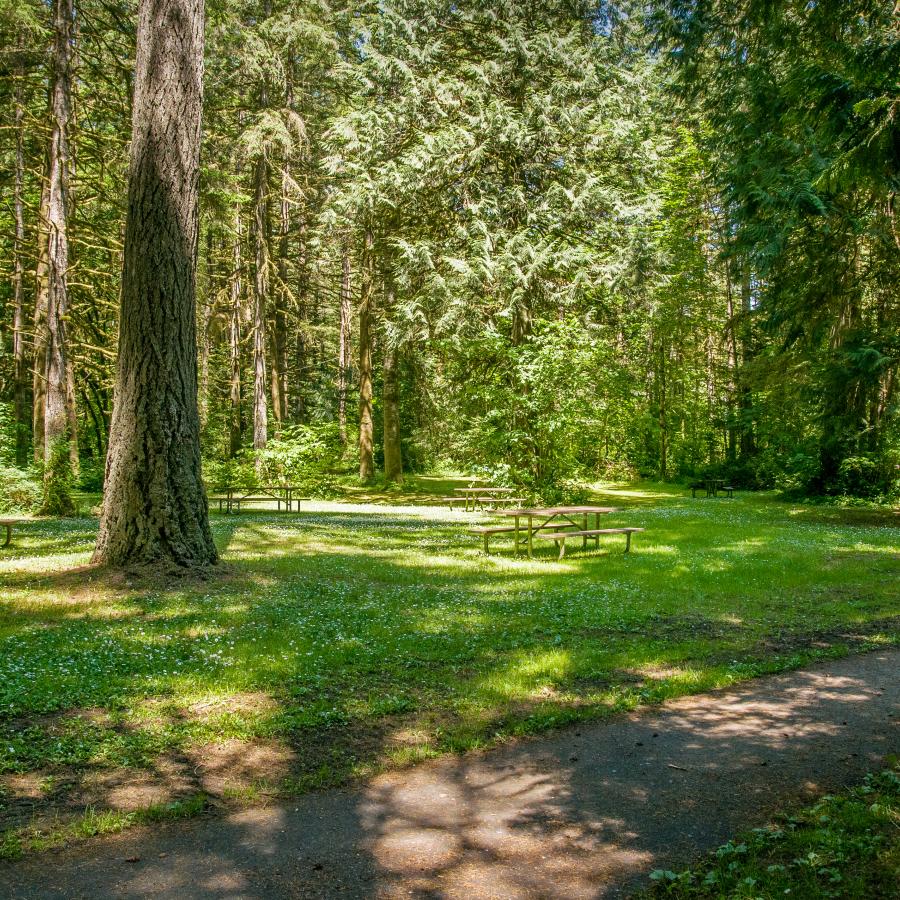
[646,764,900,898]
[0,480,897,855]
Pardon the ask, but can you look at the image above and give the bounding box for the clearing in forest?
[0,481,897,857]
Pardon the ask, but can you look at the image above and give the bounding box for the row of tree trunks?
[93,0,215,568]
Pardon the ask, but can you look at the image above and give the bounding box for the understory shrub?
[203,428,342,496]
[0,466,42,514]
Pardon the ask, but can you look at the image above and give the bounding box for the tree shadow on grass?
[0,506,896,877]
[2,651,897,898]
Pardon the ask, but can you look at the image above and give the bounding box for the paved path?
[3,650,898,899]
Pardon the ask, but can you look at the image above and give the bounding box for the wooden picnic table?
[494,506,618,557]
[0,517,24,548]
[453,486,515,512]
[690,478,733,498]
[214,485,308,513]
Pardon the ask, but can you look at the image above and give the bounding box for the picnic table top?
[495,506,618,517]
[218,484,306,493]
[453,486,515,494]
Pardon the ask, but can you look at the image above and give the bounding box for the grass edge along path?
[0,642,895,863]
[645,762,900,899]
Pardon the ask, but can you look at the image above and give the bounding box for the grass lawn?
[1,480,898,857]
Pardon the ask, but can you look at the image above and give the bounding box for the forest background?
[1,0,898,513]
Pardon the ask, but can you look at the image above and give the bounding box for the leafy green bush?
[76,457,105,493]
[202,454,259,492]
[0,466,42,514]
[256,424,343,496]
[836,454,890,499]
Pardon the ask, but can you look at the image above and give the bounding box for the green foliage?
[647,766,900,899]
[255,424,343,495]
[0,466,41,514]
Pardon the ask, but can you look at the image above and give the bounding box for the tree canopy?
[1,0,898,523]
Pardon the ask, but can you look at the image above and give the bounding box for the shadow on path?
[3,650,898,899]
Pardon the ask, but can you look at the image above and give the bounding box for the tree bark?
[229,209,243,457]
[382,344,403,484]
[32,175,50,465]
[43,0,76,471]
[93,0,216,569]
[382,281,402,483]
[358,229,375,480]
[270,163,290,433]
[338,243,352,444]
[251,154,269,455]
[12,58,30,467]
[198,227,214,428]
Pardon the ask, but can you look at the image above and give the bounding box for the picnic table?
[0,518,24,547]
[453,486,516,512]
[213,485,309,514]
[689,479,733,498]
[471,505,644,558]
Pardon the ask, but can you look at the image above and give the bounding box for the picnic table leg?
[558,536,566,560]
[527,516,533,558]
[625,531,632,553]
[582,513,588,550]
[3,523,10,547]
[513,515,520,555]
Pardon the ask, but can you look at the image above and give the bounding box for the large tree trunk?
[198,228,214,428]
[32,176,50,465]
[724,259,739,463]
[358,229,375,480]
[738,262,755,460]
[270,164,290,434]
[251,154,269,455]
[382,283,402,483]
[229,209,243,457]
[43,0,76,474]
[93,0,216,569]
[12,57,30,467]
[382,347,402,483]
[338,243,351,445]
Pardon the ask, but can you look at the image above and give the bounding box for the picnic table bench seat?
[533,526,644,559]
[469,525,518,553]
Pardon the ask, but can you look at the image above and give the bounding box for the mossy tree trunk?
[229,208,243,458]
[93,0,216,569]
